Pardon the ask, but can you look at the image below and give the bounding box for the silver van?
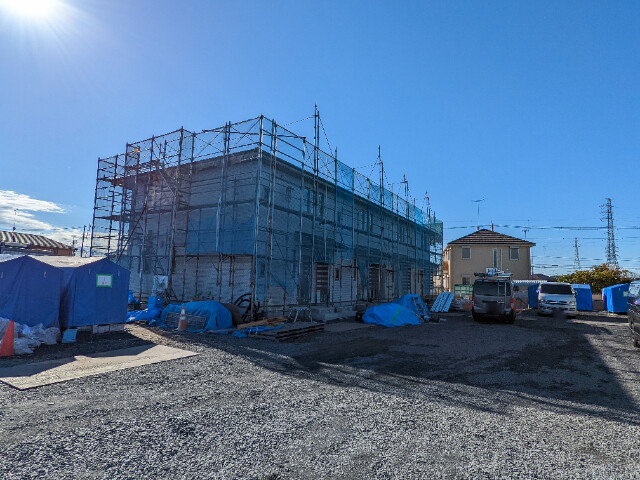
[472,277,515,323]
[537,283,577,318]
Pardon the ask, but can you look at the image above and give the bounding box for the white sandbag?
[16,323,31,338]
[31,326,61,345]
[13,337,35,355]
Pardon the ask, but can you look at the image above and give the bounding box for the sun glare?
[0,0,61,19]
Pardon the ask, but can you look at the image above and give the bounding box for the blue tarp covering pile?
[393,294,430,321]
[602,283,629,313]
[127,296,164,323]
[127,308,162,323]
[38,256,130,328]
[363,303,422,327]
[154,300,232,331]
[0,255,63,328]
[571,284,593,311]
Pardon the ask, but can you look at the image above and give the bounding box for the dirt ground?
[1,309,639,479]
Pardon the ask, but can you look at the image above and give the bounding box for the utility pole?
[574,237,581,271]
[601,198,618,268]
[80,224,88,257]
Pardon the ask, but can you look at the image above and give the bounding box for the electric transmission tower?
[601,197,618,268]
[574,237,581,271]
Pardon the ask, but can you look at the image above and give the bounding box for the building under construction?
[90,114,443,316]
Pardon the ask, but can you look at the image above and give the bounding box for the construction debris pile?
[0,318,60,356]
[362,294,432,327]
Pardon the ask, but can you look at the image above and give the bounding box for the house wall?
[444,244,531,290]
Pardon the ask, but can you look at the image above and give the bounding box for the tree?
[556,264,636,293]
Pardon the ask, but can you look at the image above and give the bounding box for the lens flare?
[0,0,61,19]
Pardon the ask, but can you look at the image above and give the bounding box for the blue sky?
[0,1,638,274]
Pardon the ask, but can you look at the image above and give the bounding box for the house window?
[461,246,471,259]
[493,248,499,268]
[462,275,471,285]
[335,268,341,281]
[510,247,519,261]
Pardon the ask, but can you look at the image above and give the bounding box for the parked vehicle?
[537,283,577,318]
[472,273,516,323]
[627,281,640,348]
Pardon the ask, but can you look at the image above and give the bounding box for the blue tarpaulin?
[363,303,422,327]
[602,283,629,313]
[393,294,430,321]
[571,284,593,311]
[0,255,63,328]
[38,256,130,328]
[126,308,162,323]
[528,284,539,308]
[155,300,232,331]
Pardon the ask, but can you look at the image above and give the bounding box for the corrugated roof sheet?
[448,229,535,247]
[0,231,71,250]
[36,256,102,268]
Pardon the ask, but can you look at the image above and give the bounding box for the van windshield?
[474,281,511,296]
[540,284,573,295]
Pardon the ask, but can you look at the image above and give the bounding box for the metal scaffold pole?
[216,123,231,302]
[312,105,319,301]
[265,120,278,310]
[251,116,264,320]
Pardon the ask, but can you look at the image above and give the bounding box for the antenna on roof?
[13,209,17,232]
[471,199,484,230]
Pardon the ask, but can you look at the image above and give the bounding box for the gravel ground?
[1,310,639,479]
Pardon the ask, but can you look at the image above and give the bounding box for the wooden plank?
[236,319,271,330]
[237,318,287,330]
[253,322,325,341]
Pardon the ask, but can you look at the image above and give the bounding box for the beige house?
[441,228,535,291]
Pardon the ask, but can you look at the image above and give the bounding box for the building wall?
[119,150,441,312]
[444,243,531,290]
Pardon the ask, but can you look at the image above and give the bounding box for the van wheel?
[472,312,480,322]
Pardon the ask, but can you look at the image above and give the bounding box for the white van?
[537,283,577,318]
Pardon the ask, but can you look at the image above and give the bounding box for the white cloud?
[0,208,57,231]
[0,190,64,214]
[0,190,81,247]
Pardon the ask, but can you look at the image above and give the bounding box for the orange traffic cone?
[177,306,188,331]
[0,321,15,357]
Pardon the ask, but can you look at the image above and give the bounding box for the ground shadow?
[148,311,640,426]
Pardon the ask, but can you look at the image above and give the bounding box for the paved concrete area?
[0,345,198,390]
